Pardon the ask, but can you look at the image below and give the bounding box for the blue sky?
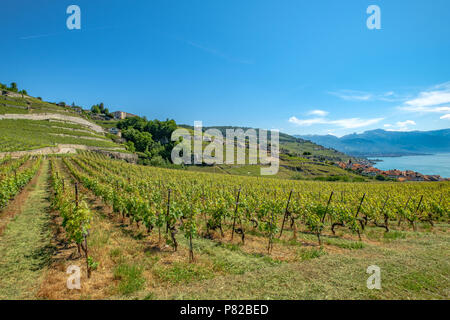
[1,0,450,136]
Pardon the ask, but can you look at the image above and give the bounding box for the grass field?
[0,160,53,299]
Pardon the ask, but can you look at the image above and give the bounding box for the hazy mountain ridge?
[296,129,450,157]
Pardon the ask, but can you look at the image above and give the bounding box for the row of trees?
[90,102,113,118]
[0,82,27,95]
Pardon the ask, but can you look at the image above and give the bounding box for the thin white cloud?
[397,120,416,127]
[384,120,416,131]
[19,26,115,40]
[404,83,450,108]
[307,109,329,117]
[329,90,405,102]
[400,82,450,115]
[289,116,383,129]
[401,105,450,113]
[331,118,384,129]
[440,114,450,120]
[328,90,373,101]
[289,117,325,126]
[20,32,63,40]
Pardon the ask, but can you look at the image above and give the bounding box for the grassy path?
[0,159,53,299]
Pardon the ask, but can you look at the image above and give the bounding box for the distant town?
[337,159,450,182]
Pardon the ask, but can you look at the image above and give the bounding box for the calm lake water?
[369,153,450,178]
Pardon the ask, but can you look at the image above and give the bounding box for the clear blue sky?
[1,0,450,136]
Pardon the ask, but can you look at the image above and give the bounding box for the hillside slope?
[179,125,367,181]
[0,90,367,180]
[180,125,356,162]
[0,91,134,160]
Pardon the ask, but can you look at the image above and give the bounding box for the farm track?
[0,159,53,299]
[0,158,41,236]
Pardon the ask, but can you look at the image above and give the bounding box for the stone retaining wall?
[0,113,104,133]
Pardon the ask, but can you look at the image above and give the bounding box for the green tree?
[122,128,154,152]
[9,82,18,92]
[117,116,177,163]
[125,141,136,152]
[91,105,101,114]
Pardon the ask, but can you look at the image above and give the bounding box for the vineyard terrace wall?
[0,113,104,133]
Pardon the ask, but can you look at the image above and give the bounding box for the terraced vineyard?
[0,153,448,299]
[0,119,121,152]
[0,95,84,116]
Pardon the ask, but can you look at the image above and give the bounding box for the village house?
[71,106,83,114]
[351,163,365,172]
[108,127,122,137]
[335,159,447,182]
[362,166,381,177]
[424,175,442,182]
[337,161,347,170]
[112,111,138,120]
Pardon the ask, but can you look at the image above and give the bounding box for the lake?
[369,153,450,178]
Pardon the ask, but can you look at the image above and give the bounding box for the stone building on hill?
[112,111,138,120]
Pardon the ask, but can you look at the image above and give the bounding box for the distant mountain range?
[296,129,450,157]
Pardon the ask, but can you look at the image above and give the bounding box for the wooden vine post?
[398,196,411,227]
[375,196,390,232]
[75,182,79,207]
[412,195,423,232]
[74,182,81,257]
[354,193,366,219]
[166,188,171,234]
[84,232,91,278]
[321,191,334,224]
[189,205,195,262]
[165,188,177,252]
[202,190,208,234]
[354,193,366,241]
[267,211,275,254]
[231,188,241,240]
[189,230,194,262]
[279,190,293,238]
